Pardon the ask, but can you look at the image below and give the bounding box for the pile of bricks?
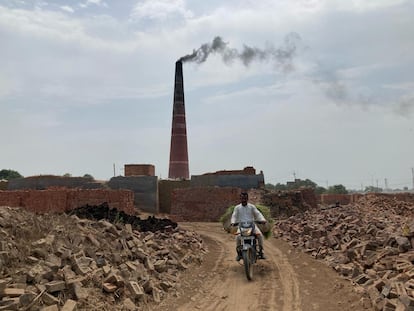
[261,188,318,217]
[273,194,414,311]
[0,206,205,310]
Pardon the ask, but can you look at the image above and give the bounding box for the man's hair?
[240,191,248,196]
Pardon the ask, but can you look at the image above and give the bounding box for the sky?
[1,0,413,190]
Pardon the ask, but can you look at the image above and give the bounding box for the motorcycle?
[233,221,265,281]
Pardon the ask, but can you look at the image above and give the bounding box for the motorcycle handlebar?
[231,221,267,226]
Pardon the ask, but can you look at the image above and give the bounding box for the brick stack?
[0,206,205,310]
[170,187,240,222]
[273,194,414,310]
[0,189,135,215]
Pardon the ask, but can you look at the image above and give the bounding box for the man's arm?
[251,204,266,222]
[230,205,239,224]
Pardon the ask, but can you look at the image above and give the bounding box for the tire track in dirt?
[266,242,302,311]
[157,222,368,311]
[173,223,301,311]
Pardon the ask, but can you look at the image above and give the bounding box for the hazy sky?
[1,0,413,190]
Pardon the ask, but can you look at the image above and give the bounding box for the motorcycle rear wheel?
[242,249,253,280]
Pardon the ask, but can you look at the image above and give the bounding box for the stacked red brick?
[0,189,135,214]
[170,187,240,222]
[273,193,414,310]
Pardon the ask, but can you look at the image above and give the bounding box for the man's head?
[240,192,248,206]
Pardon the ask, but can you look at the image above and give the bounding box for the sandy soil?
[156,222,371,311]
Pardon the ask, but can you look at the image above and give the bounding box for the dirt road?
[157,222,369,311]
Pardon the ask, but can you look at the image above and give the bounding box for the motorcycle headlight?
[240,227,252,236]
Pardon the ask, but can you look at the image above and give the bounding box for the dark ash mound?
[67,202,177,232]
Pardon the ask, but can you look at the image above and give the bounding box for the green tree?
[285,178,318,190]
[274,183,287,191]
[268,179,326,194]
[315,186,327,195]
[0,169,23,180]
[83,174,95,180]
[300,179,317,189]
[364,186,382,193]
[63,173,72,177]
[326,184,348,194]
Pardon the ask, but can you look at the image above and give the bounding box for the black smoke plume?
[179,33,301,72]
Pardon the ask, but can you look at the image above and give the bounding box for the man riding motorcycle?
[231,192,267,261]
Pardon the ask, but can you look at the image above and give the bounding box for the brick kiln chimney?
[168,60,189,179]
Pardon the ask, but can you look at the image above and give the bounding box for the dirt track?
[157,222,369,311]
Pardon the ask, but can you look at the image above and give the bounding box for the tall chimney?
[168,60,189,179]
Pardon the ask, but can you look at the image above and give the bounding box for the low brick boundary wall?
[0,189,135,214]
[320,194,352,205]
[170,187,240,222]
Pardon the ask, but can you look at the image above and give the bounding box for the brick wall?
[350,193,363,203]
[262,188,317,217]
[170,187,315,221]
[158,179,190,214]
[300,188,318,208]
[169,187,318,220]
[107,176,158,213]
[170,187,240,221]
[124,164,155,177]
[190,174,264,189]
[0,189,135,214]
[202,166,256,175]
[8,176,103,190]
[320,194,352,205]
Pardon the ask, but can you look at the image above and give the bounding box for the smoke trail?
[394,96,414,116]
[179,33,301,72]
[311,67,349,102]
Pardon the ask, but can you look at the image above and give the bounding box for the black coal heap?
[67,202,177,232]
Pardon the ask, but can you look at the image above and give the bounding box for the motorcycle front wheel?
[242,248,253,281]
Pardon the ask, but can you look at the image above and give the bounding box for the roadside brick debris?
[273,194,414,311]
[0,205,205,310]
